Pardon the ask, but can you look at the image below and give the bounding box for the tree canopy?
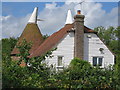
[2,26,120,89]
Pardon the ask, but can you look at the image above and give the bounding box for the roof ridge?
[29,24,73,57]
[29,25,97,58]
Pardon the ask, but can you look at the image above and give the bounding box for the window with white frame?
[93,57,103,66]
[58,56,63,66]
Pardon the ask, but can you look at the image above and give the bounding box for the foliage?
[94,26,119,55]
[43,34,49,40]
[70,57,91,68]
[66,58,117,88]
[42,58,117,89]
[2,38,56,88]
[94,26,120,89]
[2,37,18,60]
[117,26,120,88]
[2,59,23,88]
[0,40,2,89]
[116,54,120,89]
[2,57,50,88]
[16,39,32,65]
[2,26,120,89]
[2,56,118,89]
[29,47,57,71]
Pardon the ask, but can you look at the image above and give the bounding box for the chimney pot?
[77,10,81,15]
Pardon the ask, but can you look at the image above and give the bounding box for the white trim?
[92,56,104,66]
[65,9,73,25]
[28,7,38,24]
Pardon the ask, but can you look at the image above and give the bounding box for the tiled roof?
[29,24,97,58]
[11,23,44,55]
[84,26,97,33]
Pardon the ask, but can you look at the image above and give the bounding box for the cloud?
[1,14,30,38]
[2,2,118,38]
[38,2,118,35]
[45,2,57,9]
[38,2,75,35]
[74,2,118,28]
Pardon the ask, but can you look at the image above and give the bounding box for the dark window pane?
[93,57,97,66]
[58,56,62,66]
[98,58,103,66]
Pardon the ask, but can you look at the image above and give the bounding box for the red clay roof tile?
[29,24,97,58]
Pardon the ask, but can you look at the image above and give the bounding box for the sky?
[1,1,119,38]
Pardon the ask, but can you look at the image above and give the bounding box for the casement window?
[93,57,103,66]
[58,56,63,66]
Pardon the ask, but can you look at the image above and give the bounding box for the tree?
[50,58,117,89]
[43,34,49,40]
[2,37,57,88]
[16,39,32,65]
[116,26,120,89]
[94,26,119,55]
[2,37,18,61]
[2,27,120,89]
[94,26,120,88]
[0,40,2,90]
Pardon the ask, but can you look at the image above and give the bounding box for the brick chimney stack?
[74,10,85,59]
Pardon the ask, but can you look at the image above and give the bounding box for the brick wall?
[74,12,85,59]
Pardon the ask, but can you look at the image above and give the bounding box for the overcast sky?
[1,1,119,38]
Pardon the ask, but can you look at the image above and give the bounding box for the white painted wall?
[45,32,114,69]
[84,33,114,68]
[45,32,74,70]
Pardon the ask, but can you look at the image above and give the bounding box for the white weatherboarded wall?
[84,33,114,68]
[45,32,114,69]
[45,32,74,69]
